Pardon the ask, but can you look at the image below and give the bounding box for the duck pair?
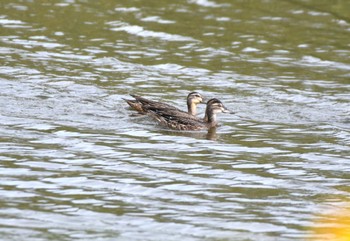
[124,92,229,131]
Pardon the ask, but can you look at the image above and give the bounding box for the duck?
[123,92,204,116]
[147,98,229,131]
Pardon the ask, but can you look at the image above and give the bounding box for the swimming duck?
[148,98,229,131]
[123,92,204,116]
[203,98,220,122]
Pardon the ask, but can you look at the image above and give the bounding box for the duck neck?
[205,107,217,127]
[203,112,208,122]
[187,100,197,116]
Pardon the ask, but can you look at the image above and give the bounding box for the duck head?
[205,98,230,127]
[187,92,204,115]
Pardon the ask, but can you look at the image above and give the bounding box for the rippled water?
[1,0,350,240]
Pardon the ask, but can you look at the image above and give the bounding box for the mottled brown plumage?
[123,92,204,117]
[148,98,229,131]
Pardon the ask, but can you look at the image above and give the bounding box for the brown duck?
[148,98,229,131]
[123,92,204,116]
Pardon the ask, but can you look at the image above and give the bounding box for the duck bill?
[222,106,230,113]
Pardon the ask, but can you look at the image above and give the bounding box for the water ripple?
[1,0,350,240]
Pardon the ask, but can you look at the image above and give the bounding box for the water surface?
[1,0,350,240]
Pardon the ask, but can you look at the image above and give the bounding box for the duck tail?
[123,98,145,113]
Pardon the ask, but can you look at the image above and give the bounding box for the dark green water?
[0,0,349,240]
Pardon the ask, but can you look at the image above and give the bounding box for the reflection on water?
[156,127,218,141]
[1,0,350,240]
[206,127,218,140]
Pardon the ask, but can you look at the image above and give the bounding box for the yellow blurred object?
[309,204,350,241]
